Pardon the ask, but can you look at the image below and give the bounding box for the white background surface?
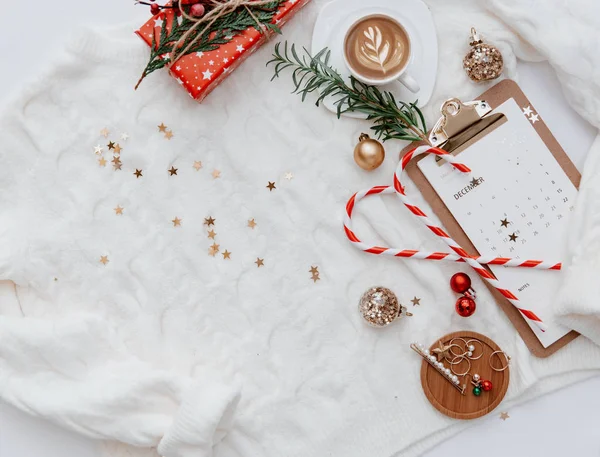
[0,1,599,456]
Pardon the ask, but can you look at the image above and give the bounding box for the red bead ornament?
[481,379,493,391]
[455,296,476,317]
[150,3,160,15]
[450,272,471,294]
[190,3,205,17]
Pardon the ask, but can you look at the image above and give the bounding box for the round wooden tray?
[420,331,510,420]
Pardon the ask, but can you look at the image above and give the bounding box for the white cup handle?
[397,72,420,93]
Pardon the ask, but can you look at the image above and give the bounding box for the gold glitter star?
[207,230,217,239]
[107,141,116,150]
[168,166,178,176]
[204,217,216,226]
[98,157,107,167]
[99,255,109,265]
[208,246,218,257]
[309,266,319,275]
[266,181,276,191]
[120,133,129,141]
[134,169,143,178]
[193,161,203,171]
[311,273,320,283]
[172,217,182,227]
[500,412,510,421]
[255,258,264,267]
[114,205,124,215]
[211,243,220,253]
[94,145,104,155]
[100,128,110,138]
[411,296,421,306]
[113,144,122,154]
[164,130,174,140]
[212,169,221,179]
[500,218,510,228]
[509,233,518,242]
[111,156,121,165]
[247,218,257,229]
[222,250,231,259]
[284,172,293,180]
[158,123,168,133]
[432,340,452,362]
[113,162,122,171]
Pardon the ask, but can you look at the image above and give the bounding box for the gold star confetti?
[94,145,104,155]
[255,258,264,267]
[247,218,257,229]
[121,133,129,141]
[193,161,203,171]
[211,243,220,253]
[212,169,221,179]
[98,157,107,167]
[284,172,294,180]
[99,255,109,265]
[500,218,510,228]
[111,155,121,164]
[411,296,421,306]
[114,205,124,215]
[172,217,182,227]
[309,266,319,275]
[113,162,122,171]
[168,166,178,176]
[208,247,218,257]
[134,169,143,178]
[311,273,320,283]
[266,181,276,191]
[107,141,116,150]
[509,233,518,242]
[207,230,217,239]
[113,144,122,154]
[204,216,216,226]
[222,250,231,259]
[164,130,174,140]
[100,128,110,138]
[500,412,510,421]
[158,123,168,133]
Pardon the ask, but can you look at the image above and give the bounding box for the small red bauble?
[190,3,205,16]
[450,272,472,294]
[150,3,160,15]
[481,380,493,391]
[455,296,476,317]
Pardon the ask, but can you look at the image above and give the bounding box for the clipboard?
[403,79,580,358]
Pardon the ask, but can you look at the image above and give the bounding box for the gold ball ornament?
[463,28,503,82]
[354,133,385,170]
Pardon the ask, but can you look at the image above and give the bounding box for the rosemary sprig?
[267,42,429,143]
[136,1,284,89]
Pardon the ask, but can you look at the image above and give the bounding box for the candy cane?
[344,145,551,332]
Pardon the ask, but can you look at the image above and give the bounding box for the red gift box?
[136,0,310,102]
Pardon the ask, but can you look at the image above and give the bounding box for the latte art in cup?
[344,15,411,82]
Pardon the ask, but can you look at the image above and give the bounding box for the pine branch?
[136,1,285,89]
[267,42,429,143]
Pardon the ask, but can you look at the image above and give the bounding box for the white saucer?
[311,0,438,118]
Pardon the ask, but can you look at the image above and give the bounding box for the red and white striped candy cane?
[344,145,553,332]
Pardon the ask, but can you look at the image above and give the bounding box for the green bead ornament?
[473,386,482,396]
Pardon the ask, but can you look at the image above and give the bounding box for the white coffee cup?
[343,14,420,93]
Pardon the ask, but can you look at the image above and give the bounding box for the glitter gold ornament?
[353,133,385,171]
[358,286,412,327]
[463,28,503,82]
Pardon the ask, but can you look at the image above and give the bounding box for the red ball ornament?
[450,272,472,294]
[455,296,476,317]
[150,3,160,15]
[481,379,493,392]
[190,3,205,17]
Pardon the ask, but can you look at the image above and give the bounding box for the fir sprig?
[136,1,284,89]
[267,42,429,143]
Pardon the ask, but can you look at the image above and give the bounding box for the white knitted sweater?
[1,1,600,457]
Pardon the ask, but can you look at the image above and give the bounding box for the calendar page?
[418,99,577,348]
